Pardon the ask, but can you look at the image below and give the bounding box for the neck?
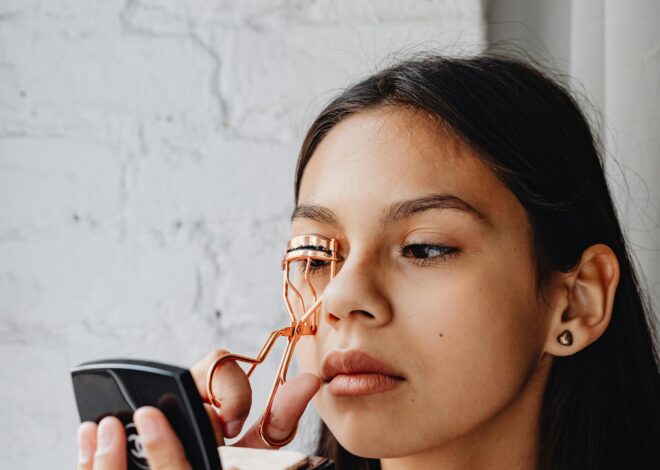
[380,356,551,470]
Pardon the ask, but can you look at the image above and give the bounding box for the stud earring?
[557,330,573,346]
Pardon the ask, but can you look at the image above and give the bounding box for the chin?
[336,433,403,459]
[340,441,407,459]
[320,410,411,459]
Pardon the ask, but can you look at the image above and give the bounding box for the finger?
[233,373,321,448]
[76,421,97,470]
[92,416,127,470]
[133,406,191,470]
[203,403,226,446]
[190,349,252,437]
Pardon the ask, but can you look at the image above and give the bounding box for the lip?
[321,349,405,396]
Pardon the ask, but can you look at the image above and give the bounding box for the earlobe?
[545,244,620,357]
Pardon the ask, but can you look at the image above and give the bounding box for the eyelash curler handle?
[206,235,337,449]
[205,326,298,448]
[205,296,323,448]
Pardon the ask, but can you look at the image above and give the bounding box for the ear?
[544,243,620,357]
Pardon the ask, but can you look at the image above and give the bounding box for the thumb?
[232,373,321,448]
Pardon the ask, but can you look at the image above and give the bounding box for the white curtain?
[486,0,660,317]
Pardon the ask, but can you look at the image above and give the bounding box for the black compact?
[71,359,221,470]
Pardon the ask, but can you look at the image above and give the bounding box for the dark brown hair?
[294,54,660,469]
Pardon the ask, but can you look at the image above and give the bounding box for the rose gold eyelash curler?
[205,234,339,448]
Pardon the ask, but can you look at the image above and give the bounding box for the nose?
[320,254,393,329]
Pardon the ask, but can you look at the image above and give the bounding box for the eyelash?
[288,249,336,275]
[306,258,331,274]
[397,243,460,266]
[290,243,459,273]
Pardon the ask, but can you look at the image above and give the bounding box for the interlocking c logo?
[125,422,150,469]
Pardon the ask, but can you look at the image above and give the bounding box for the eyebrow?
[382,194,491,226]
[291,194,491,228]
[291,205,340,226]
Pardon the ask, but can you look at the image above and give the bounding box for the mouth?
[321,349,405,396]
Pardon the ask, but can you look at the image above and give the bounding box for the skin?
[291,106,619,469]
[76,106,619,469]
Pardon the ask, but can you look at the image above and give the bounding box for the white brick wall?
[0,1,484,467]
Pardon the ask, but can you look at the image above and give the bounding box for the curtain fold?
[486,0,660,317]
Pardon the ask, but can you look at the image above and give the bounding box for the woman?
[77,54,660,469]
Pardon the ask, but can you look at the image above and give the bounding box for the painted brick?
[0,1,484,466]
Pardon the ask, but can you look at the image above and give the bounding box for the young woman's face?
[292,107,551,458]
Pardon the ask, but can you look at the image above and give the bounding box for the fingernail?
[96,418,116,454]
[77,422,95,463]
[225,419,243,438]
[134,408,160,442]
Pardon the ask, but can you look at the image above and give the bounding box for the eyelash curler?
[205,234,340,448]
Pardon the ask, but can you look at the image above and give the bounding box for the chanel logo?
[125,422,150,469]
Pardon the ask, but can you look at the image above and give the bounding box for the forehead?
[298,107,520,226]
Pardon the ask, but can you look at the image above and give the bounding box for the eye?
[305,258,331,273]
[398,243,459,265]
[286,245,333,274]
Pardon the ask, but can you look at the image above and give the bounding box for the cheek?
[392,255,545,439]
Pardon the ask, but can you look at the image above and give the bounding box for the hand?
[77,408,191,470]
[76,349,322,469]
